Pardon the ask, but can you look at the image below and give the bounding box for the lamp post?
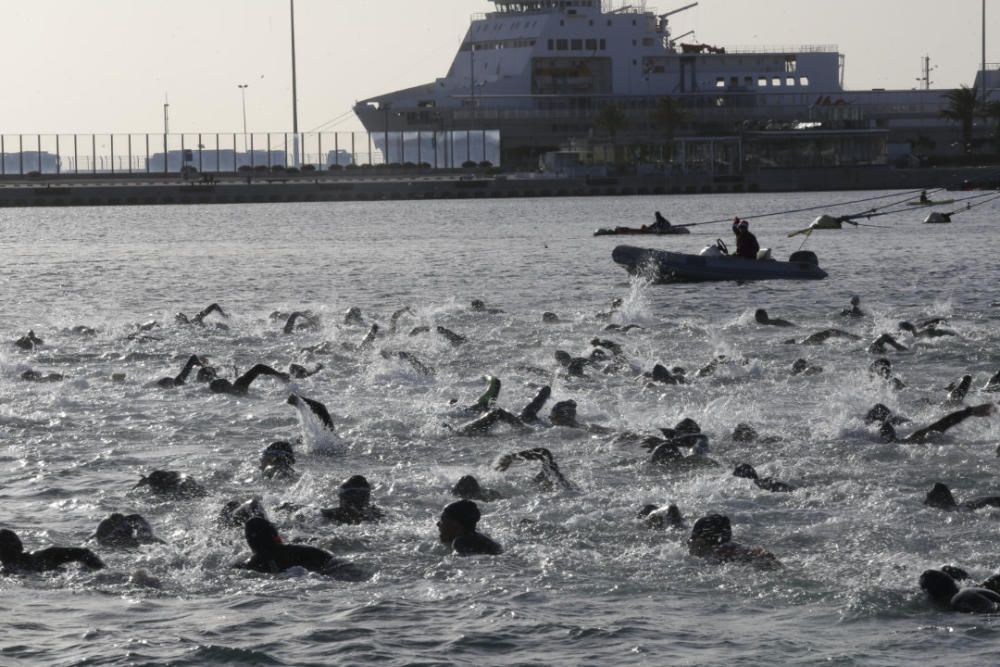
[238,84,249,158]
[290,0,300,166]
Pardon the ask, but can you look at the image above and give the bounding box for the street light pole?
[238,84,248,135]
[290,0,300,166]
[983,0,988,104]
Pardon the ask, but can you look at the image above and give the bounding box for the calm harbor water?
[1,193,999,666]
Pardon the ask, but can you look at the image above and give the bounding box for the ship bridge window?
[571,39,582,49]
[758,77,768,87]
[744,76,753,87]
[586,38,597,50]
[799,76,810,86]
[786,77,796,86]
[772,77,782,87]
[730,76,739,87]
[556,39,568,50]
[716,77,725,88]
[785,56,797,73]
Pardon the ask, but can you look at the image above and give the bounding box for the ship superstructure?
[355,0,989,166]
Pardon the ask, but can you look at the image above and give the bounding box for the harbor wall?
[0,167,995,208]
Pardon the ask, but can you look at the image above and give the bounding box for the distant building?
[1,152,60,174]
[147,149,288,172]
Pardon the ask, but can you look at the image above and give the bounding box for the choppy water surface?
[1,193,999,666]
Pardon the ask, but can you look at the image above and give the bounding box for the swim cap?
[690,514,732,545]
[452,475,483,499]
[0,529,24,558]
[733,463,758,480]
[441,500,481,530]
[924,483,957,509]
[244,517,282,551]
[549,400,578,426]
[339,475,372,506]
[674,418,701,435]
[919,569,959,604]
[738,220,749,231]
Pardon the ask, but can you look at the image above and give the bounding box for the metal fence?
[0,130,502,176]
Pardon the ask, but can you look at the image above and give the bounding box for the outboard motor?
[789,250,819,265]
[924,212,951,224]
[700,245,723,258]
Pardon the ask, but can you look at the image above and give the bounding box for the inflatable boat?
[612,241,828,282]
[594,225,690,236]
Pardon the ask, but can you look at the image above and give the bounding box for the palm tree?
[650,97,688,160]
[595,104,627,142]
[940,86,979,153]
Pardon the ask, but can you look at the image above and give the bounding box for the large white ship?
[355,0,996,167]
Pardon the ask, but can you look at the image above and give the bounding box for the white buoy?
[811,214,842,230]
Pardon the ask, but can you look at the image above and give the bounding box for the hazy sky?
[1,0,995,135]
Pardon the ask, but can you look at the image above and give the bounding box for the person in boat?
[919,568,1000,614]
[732,218,760,260]
[923,482,1000,512]
[437,500,503,556]
[650,211,672,233]
[687,514,780,568]
[920,190,930,204]
[0,529,105,574]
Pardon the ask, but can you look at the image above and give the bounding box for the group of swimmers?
[4,295,1000,614]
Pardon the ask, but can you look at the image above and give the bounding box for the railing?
[0,130,502,176]
[722,45,839,55]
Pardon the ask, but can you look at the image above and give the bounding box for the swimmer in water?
[437,500,503,556]
[470,299,504,314]
[841,296,865,318]
[175,303,229,327]
[133,470,207,499]
[260,442,297,481]
[787,329,862,345]
[791,358,823,376]
[282,311,320,334]
[91,513,163,548]
[358,323,379,351]
[409,325,467,348]
[218,498,268,528]
[155,355,204,389]
[495,447,572,490]
[638,504,686,530]
[452,475,504,502]
[380,349,435,376]
[868,333,908,354]
[919,569,1000,614]
[687,514,781,568]
[733,463,796,493]
[21,369,64,382]
[944,375,972,404]
[288,363,324,379]
[923,483,1000,512]
[867,403,996,443]
[209,364,290,395]
[595,297,624,322]
[321,475,385,525]
[343,307,365,326]
[0,529,105,573]
[234,517,360,577]
[754,309,795,327]
[14,330,43,351]
[645,363,686,385]
[899,320,956,339]
[869,358,906,390]
[287,394,334,431]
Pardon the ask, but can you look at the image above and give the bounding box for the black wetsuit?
[451,531,503,556]
[234,518,353,575]
[210,365,290,395]
[0,530,104,573]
